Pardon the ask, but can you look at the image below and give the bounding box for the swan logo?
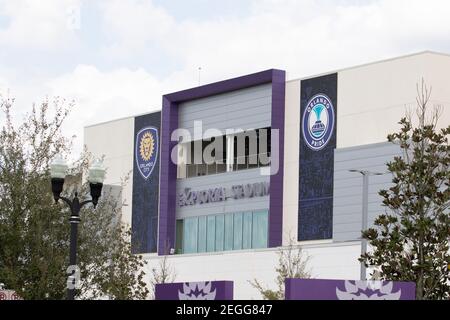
[302,94,335,151]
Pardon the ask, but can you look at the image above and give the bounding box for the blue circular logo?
[302,94,335,151]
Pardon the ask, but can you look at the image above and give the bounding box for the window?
[233,127,271,171]
[233,213,243,250]
[224,214,234,251]
[179,136,227,178]
[206,216,216,252]
[177,210,269,254]
[215,214,225,251]
[183,217,198,254]
[242,212,253,249]
[175,220,184,254]
[198,216,207,253]
[252,211,268,249]
[177,128,271,179]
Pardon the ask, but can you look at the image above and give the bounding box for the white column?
[226,135,234,172]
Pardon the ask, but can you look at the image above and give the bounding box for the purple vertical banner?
[155,281,233,300]
[298,73,337,241]
[285,279,416,300]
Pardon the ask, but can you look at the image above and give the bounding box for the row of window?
[177,127,271,179]
[175,210,269,254]
[184,153,271,177]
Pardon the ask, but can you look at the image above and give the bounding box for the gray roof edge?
[286,50,450,83]
[84,109,161,129]
[335,140,397,153]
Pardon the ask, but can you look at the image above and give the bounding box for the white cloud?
[2,0,450,157]
[98,0,450,82]
[101,0,174,47]
[0,0,81,50]
[46,64,166,155]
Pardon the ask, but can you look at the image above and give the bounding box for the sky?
[1,0,450,157]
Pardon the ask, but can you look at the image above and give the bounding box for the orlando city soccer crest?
[136,126,159,179]
[302,93,335,151]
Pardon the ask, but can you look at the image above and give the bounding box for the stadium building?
[84,51,450,299]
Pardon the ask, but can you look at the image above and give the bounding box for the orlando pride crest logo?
[302,93,335,151]
[136,126,159,179]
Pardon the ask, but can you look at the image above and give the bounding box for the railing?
[180,152,271,178]
[233,152,271,171]
[186,159,227,177]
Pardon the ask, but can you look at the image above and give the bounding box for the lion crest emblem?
[135,127,159,179]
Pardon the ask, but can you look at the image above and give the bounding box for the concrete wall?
[84,116,134,226]
[333,142,401,241]
[337,52,450,148]
[144,241,361,300]
[282,79,300,245]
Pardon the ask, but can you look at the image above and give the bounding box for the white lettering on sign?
[178,182,269,207]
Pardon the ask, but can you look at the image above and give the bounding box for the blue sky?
[0,0,450,155]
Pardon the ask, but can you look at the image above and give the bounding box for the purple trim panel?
[269,70,286,247]
[155,281,234,300]
[158,69,286,255]
[158,97,178,254]
[285,278,416,300]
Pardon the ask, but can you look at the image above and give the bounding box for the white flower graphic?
[178,281,217,300]
[336,280,402,300]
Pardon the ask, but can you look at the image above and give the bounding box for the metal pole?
[67,195,81,300]
[67,219,78,300]
[360,172,369,281]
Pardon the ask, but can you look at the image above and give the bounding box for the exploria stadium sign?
[178,182,270,207]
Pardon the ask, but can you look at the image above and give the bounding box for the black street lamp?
[50,156,106,300]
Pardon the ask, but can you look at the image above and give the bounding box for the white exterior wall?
[282,51,450,243]
[84,117,134,226]
[282,79,300,245]
[144,241,360,299]
[337,52,450,148]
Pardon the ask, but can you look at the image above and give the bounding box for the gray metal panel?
[333,142,401,241]
[178,84,272,138]
[176,168,270,219]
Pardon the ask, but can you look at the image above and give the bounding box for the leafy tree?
[250,238,311,300]
[361,80,450,300]
[74,162,149,300]
[0,95,149,299]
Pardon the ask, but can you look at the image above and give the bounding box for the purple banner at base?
[285,278,416,300]
[155,281,233,300]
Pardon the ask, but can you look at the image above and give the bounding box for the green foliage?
[250,238,311,300]
[0,96,149,299]
[360,81,450,300]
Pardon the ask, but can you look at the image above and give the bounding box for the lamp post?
[349,169,384,281]
[50,156,106,300]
